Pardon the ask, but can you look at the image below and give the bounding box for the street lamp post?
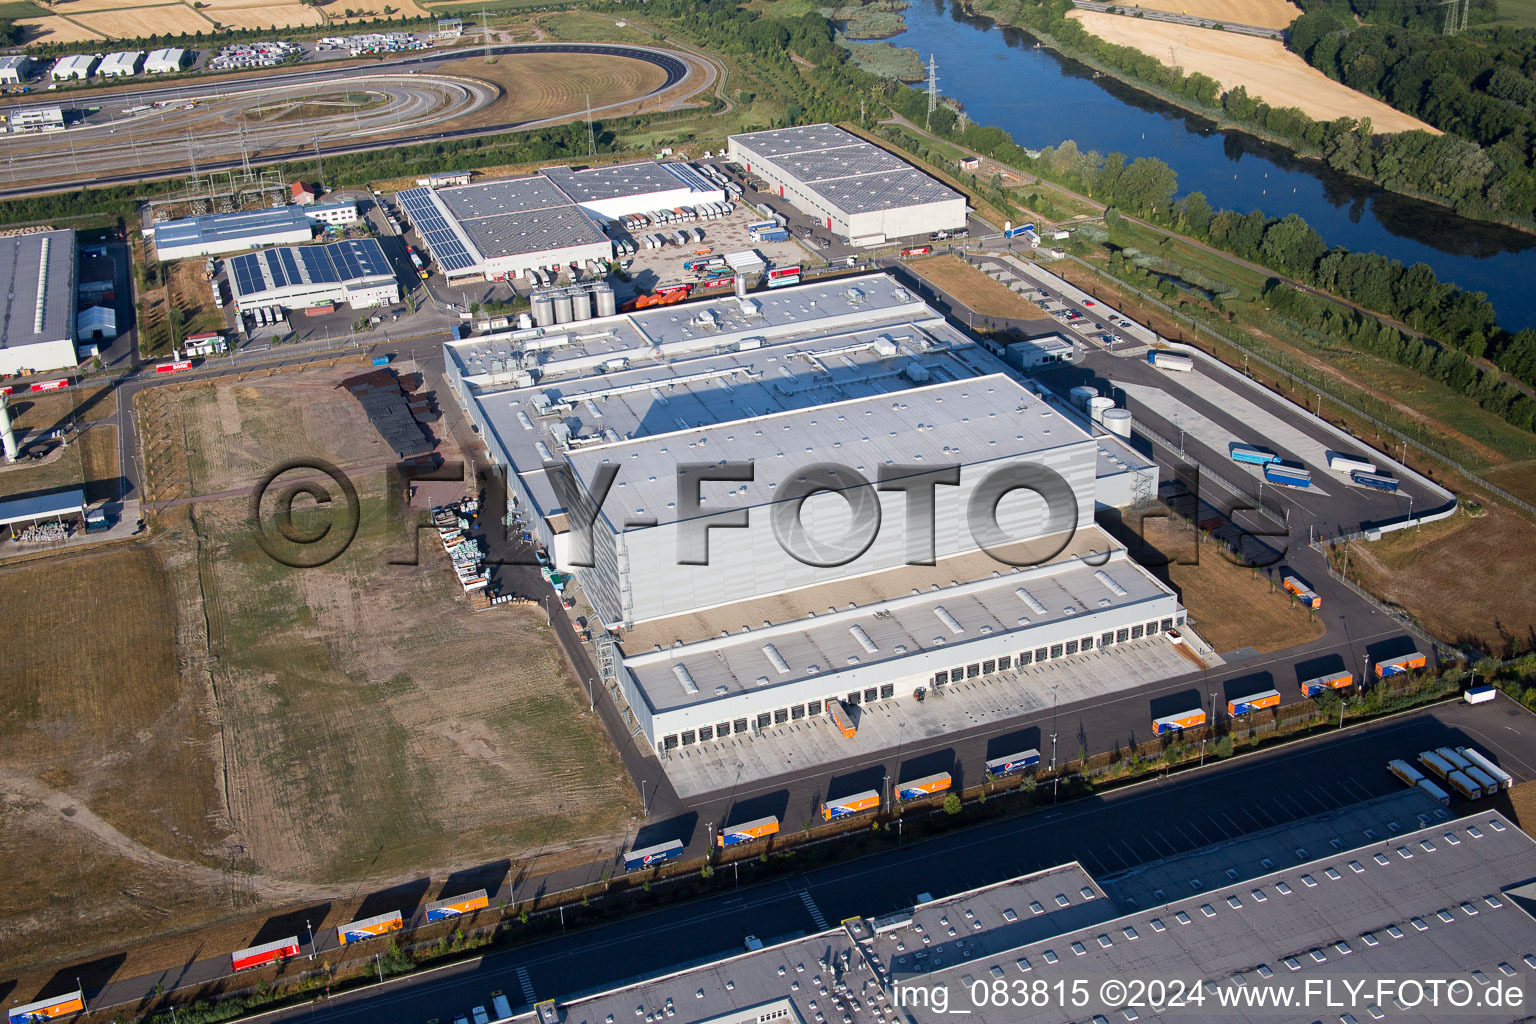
[306,918,315,961]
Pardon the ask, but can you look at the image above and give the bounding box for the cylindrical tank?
[553,292,574,324]
[1069,385,1098,410]
[1088,396,1115,424]
[532,293,555,327]
[568,289,591,322]
[0,395,17,463]
[734,274,748,298]
[1102,407,1133,438]
[595,286,617,318]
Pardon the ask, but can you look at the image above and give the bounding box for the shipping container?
[718,815,780,847]
[897,772,953,801]
[7,991,86,1023]
[766,274,801,289]
[337,910,403,945]
[1463,765,1499,797]
[900,245,933,257]
[828,700,856,738]
[1227,689,1281,716]
[1445,770,1482,801]
[1417,777,1451,807]
[1229,443,1280,466]
[155,359,194,374]
[985,749,1041,776]
[1282,576,1321,610]
[1264,464,1312,488]
[1300,671,1352,697]
[231,936,300,972]
[822,790,880,821]
[623,839,684,871]
[1375,652,1426,678]
[1457,747,1513,790]
[1146,350,1194,372]
[29,379,68,392]
[1418,750,1454,780]
[1327,452,1377,474]
[1386,759,1424,787]
[1152,708,1206,735]
[425,889,490,921]
[1464,685,1496,705]
[1351,470,1399,492]
[767,266,801,280]
[372,354,393,367]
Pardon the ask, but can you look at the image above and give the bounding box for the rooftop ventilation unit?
[849,625,879,654]
[672,663,700,695]
[934,605,964,634]
[762,643,791,675]
[1015,588,1047,615]
[1094,570,1128,597]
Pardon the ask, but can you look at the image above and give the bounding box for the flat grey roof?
[540,161,715,205]
[0,488,84,527]
[731,123,964,217]
[0,229,75,350]
[432,177,607,259]
[152,207,311,250]
[0,55,31,70]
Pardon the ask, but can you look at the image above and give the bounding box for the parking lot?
[612,202,817,296]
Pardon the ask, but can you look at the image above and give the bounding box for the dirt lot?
[1129,516,1326,654]
[1,363,637,985]
[1111,0,1300,30]
[1067,13,1436,133]
[1342,505,1536,655]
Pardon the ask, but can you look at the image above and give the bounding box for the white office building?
[304,201,359,227]
[444,274,1171,754]
[149,207,315,261]
[728,124,967,246]
[10,107,65,133]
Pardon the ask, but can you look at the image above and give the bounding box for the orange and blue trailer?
[425,889,490,922]
[337,910,403,945]
[8,991,85,1023]
[718,815,780,848]
[897,772,953,801]
[822,790,879,821]
[1375,652,1427,678]
[828,701,857,739]
[1282,576,1321,610]
[1301,671,1353,698]
[1152,708,1206,735]
[230,937,299,972]
[1227,689,1280,716]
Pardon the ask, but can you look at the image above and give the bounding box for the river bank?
[956,0,1536,240]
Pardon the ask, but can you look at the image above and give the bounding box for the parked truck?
[1230,443,1280,466]
[1282,575,1321,610]
[1457,747,1513,790]
[1264,463,1312,488]
[822,790,880,820]
[1152,708,1206,734]
[985,749,1041,776]
[1351,470,1399,492]
[1147,350,1194,372]
[1376,652,1427,678]
[897,772,953,801]
[1227,689,1281,716]
[1300,671,1353,698]
[1386,758,1424,787]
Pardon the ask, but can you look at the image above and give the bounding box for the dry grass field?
[1135,517,1326,654]
[908,254,1059,324]
[0,425,117,505]
[1343,505,1536,655]
[14,16,104,43]
[1067,13,1437,133]
[72,3,217,37]
[1110,0,1300,30]
[207,3,324,30]
[434,53,670,130]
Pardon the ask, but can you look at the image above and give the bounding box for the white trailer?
[1386,759,1424,787]
[1417,750,1453,780]
[1458,747,1513,790]
[1445,770,1482,801]
[1417,778,1451,807]
[1327,452,1378,474]
[1465,686,1497,705]
[1148,351,1195,372]
[1463,765,1499,797]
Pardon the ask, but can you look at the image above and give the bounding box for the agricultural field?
[71,3,218,38]
[205,3,324,30]
[14,16,104,43]
[1481,0,1536,28]
[1340,505,1536,656]
[1066,13,1436,133]
[24,0,431,42]
[1106,0,1300,30]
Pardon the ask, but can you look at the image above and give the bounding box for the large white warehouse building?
[149,207,316,261]
[445,273,1171,756]
[0,230,78,376]
[227,238,398,311]
[727,124,967,245]
[395,160,724,283]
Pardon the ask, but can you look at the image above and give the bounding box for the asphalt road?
[0,43,700,199]
[239,699,1536,1024]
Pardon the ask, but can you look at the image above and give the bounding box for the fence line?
[1057,252,1536,519]
[1308,538,1443,653]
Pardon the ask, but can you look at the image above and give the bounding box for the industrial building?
[444,273,1165,754]
[144,48,188,74]
[50,54,99,81]
[227,238,398,312]
[511,793,1536,1024]
[0,229,78,376]
[10,107,65,133]
[305,201,359,227]
[1004,333,1075,370]
[148,207,316,261]
[0,55,34,85]
[727,124,967,246]
[396,161,725,283]
[98,51,144,77]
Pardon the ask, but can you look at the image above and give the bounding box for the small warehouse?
[10,107,65,133]
[149,207,315,260]
[727,123,967,246]
[0,230,78,376]
[98,51,144,77]
[0,55,34,85]
[1005,333,1075,370]
[0,489,86,539]
[144,48,188,74]
[51,54,100,81]
[227,238,399,312]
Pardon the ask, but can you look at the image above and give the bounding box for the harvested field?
[206,3,323,28]
[435,52,669,128]
[1111,0,1299,30]
[15,15,105,43]
[908,254,1060,326]
[1130,517,1326,654]
[329,0,430,19]
[72,2,217,37]
[1342,505,1536,655]
[1067,13,1436,133]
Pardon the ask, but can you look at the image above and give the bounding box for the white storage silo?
[594,286,617,318]
[1088,396,1115,424]
[1102,408,1133,438]
[1068,385,1098,411]
[532,293,556,327]
[553,292,574,324]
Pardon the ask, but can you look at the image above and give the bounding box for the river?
[883,0,1536,330]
